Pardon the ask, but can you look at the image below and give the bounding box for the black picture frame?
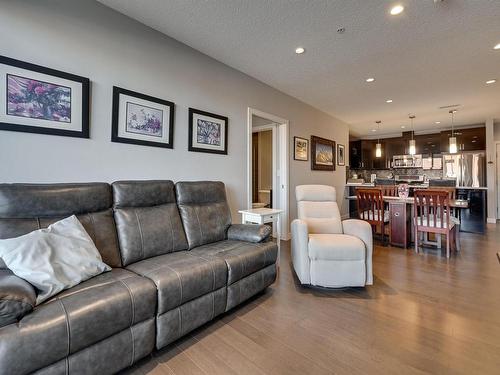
[294,136,309,161]
[311,135,336,171]
[337,143,345,166]
[0,55,90,138]
[188,107,228,155]
[111,86,175,149]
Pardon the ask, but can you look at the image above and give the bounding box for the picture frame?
[311,135,335,171]
[188,107,228,155]
[294,136,309,161]
[337,143,345,166]
[111,86,174,149]
[0,55,89,138]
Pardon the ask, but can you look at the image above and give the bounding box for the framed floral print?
[337,143,345,166]
[111,86,174,149]
[311,135,335,171]
[188,108,228,155]
[294,136,309,161]
[0,55,89,138]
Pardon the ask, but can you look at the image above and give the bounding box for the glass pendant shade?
[375,143,382,158]
[449,136,457,153]
[409,139,416,155]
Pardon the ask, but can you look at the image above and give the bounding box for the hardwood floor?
[123,225,500,374]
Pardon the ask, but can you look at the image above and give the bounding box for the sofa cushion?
[175,181,232,249]
[191,240,278,285]
[308,234,366,261]
[0,268,156,375]
[112,181,188,266]
[0,269,36,327]
[0,183,122,267]
[126,251,227,315]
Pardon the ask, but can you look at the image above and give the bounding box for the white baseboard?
[487,218,497,224]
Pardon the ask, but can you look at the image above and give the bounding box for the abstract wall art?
[188,108,228,155]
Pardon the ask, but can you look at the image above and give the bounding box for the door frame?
[247,108,290,240]
[496,142,500,220]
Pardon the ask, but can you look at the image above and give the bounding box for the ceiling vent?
[438,104,461,109]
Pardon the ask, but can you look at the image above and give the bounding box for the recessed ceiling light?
[401,125,405,129]
[295,47,305,54]
[390,5,404,16]
[435,121,441,124]
[486,79,496,84]
[372,129,377,132]
[494,43,500,50]
[366,77,375,83]
[386,99,393,103]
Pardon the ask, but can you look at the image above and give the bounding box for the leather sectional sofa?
[0,180,278,374]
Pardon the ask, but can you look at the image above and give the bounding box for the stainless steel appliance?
[394,174,424,184]
[393,154,423,168]
[442,151,486,187]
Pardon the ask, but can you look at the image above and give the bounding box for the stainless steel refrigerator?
[442,151,486,187]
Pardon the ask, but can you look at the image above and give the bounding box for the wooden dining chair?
[377,184,398,197]
[356,188,389,243]
[414,189,458,258]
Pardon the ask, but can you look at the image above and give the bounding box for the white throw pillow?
[0,215,111,305]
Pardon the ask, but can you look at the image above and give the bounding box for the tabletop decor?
[0,55,89,138]
[311,135,335,171]
[188,108,228,154]
[398,183,409,198]
[294,136,308,161]
[111,86,174,148]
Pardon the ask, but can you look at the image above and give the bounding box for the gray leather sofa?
[0,180,277,375]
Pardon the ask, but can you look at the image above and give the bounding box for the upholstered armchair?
[291,185,373,288]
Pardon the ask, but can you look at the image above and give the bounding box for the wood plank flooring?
[122,225,500,374]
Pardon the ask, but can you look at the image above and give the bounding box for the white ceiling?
[98,0,500,137]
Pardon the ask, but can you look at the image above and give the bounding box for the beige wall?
[0,0,350,228]
[257,131,273,191]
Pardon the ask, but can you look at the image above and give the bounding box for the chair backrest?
[377,184,398,197]
[437,187,456,199]
[295,185,342,234]
[356,188,385,226]
[414,189,451,231]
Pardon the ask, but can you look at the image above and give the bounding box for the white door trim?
[247,108,290,240]
[495,142,500,221]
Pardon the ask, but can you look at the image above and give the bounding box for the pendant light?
[408,115,416,155]
[449,110,457,153]
[375,121,382,158]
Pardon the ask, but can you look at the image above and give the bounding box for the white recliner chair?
[291,185,373,288]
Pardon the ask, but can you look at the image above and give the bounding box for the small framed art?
[111,86,174,148]
[311,135,335,171]
[0,55,89,138]
[294,136,309,161]
[188,108,228,155]
[337,144,345,166]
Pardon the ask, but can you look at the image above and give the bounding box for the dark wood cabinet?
[416,133,441,156]
[440,127,485,152]
[385,137,406,167]
[349,140,362,169]
[389,201,411,248]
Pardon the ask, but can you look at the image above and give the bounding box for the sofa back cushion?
[112,180,187,266]
[175,181,232,249]
[0,183,122,267]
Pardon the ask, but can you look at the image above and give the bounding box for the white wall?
[0,0,350,224]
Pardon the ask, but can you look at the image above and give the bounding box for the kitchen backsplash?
[349,168,443,182]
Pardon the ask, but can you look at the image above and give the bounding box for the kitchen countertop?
[345,182,487,190]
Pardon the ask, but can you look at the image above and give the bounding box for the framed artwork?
[311,135,335,171]
[111,86,174,148]
[337,143,345,166]
[294,136,309,161]
[188,108,228,155]
[0,55,89,138]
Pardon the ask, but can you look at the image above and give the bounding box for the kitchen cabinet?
[440,127,485,152]
[349,140,386,169]
[349,140,362,169]
[416,133,441,156]
[385,137,406,167]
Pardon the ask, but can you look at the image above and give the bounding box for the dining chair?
[377,184,398,197]
[356,188,389,243]
[414,189,458,258]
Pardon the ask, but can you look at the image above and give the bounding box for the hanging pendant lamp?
[375,121,382,158]
[449,110,457,153]
[408,115,416,155]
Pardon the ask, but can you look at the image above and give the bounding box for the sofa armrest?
[342,219,373,285]
[0,269,36,327]
[227,224,272,243]
[291,219,311,284]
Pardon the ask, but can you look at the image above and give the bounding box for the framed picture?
[188,108,228,155]
[311,135,335,171]
[0,55,89,138]
[111,86,174,149]
[294,136,309,161]
[337,144,345,166]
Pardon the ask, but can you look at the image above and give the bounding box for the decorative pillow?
[0,215,111,305]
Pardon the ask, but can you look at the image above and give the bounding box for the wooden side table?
[238,208,283,267]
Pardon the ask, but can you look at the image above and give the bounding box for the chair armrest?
[342,219,373,285]
[0,269,36,327]
[227,224,272,243]
[291,219,311,284]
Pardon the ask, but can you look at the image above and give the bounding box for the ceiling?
[98,0,500,137]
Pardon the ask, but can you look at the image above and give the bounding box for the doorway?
[247,108,289,240]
